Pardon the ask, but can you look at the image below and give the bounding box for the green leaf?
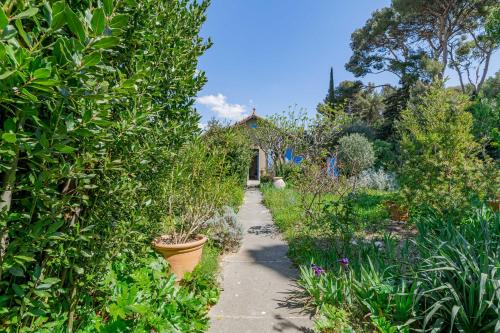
[4,118,16,132]
[40,134,49,148]
[30,84,55,93]
[0,7,8,29]
[51,2,66,30]
[0,70,15,80]
[12,8,39,20]
[36,284,54,290]
[15,19,31,47]
[92,36,119,49]
[33,290,50,298]
[82,52,101,67]
[64,6,85,41]
[33,68,51,79]
[32,78,58,86]
[47,220,64,234]
[12,284,25,297]
[27,308,46,317]
[54,39,71,64]
[103,0,113,16]
[9,267,24,277]
[109,14,128,29]
[21,88,38,102]
[83,109,93,122]
[91,8,105,35]
[41,277,60,285]
[14,255,35,262]
[2,133,17,143]
[51,11,65,30]
[54,144,76,153]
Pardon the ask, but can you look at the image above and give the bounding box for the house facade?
[235,109,336,181]
[236,109,269,181]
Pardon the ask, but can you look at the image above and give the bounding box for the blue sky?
[195,1,500,126]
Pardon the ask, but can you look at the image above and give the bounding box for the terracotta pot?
[153,235,207,282]
[273,177,286,189]
[385,201,408,222]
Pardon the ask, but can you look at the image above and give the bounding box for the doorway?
[249,149,259,180]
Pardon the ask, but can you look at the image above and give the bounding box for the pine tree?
[324,67,335,108]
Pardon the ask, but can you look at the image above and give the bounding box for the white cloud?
[198,122,207,130]
[197,94,247,121]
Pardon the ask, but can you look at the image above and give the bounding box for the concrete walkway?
[208,188,313,333]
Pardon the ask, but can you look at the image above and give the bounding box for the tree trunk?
[476,50,492,94]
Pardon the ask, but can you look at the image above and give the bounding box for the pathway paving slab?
[208,188,313,333]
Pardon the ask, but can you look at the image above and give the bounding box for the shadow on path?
[272,315,315,333]
[247,223,280,237]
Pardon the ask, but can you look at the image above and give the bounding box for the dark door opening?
[249,149,259,180]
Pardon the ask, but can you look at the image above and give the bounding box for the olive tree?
[336,133,375,180]
[251,108,308,177]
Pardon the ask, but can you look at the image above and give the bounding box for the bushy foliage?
[397,84,496,219]
[78,251,219,332]
[336,133,375,178]
[259,174,273,184]
[156,141,242,244]
[203,206,243,253]
[340,121,376,140]
[204,121,253,187]
[356,169,397,191]
[280,163,302,183]
[469,97,500,160]
[373,139,399,170]
[0,0,227,330]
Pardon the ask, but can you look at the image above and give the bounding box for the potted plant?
[272,176,286,189]
[152,143,228,281]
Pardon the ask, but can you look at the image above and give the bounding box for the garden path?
[208,188,313,333]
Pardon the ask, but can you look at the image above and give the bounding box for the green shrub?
[260,174,273,184]
[341,121,376,140]
[0,0,216,330]
[469,97,500,160]
[154,141,242,244]
[281,163,302,183]
[337,134,375,178]
[78,251,218,332]
[204,122,253,187]
[373,139,399,170]
[397,84,495,219]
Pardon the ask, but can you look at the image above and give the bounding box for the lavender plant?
[355,168,398,191]
[203,206,243,253]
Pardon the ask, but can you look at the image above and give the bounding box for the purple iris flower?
[338,258,349,267]
[310,264,325,276]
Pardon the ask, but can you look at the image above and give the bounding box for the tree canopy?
[347,0,499,93]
